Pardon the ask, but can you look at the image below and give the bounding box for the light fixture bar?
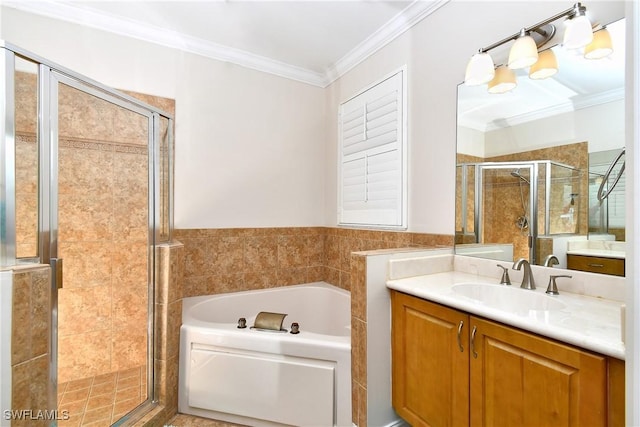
[478,3,585,54]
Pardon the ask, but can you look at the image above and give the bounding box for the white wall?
[0,2,629,232]
[1,7,326,229]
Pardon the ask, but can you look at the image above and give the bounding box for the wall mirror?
[455,17,625,276]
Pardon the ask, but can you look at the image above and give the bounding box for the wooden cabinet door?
[391,291,469,427]
[469,316,608,427]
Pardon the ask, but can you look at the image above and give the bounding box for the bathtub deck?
[168,414,247,426]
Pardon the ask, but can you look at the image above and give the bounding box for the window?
[338,69,406,228]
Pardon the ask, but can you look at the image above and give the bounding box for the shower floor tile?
[57,365,147,426]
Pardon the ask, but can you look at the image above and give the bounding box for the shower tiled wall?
[10,265,51,427]
[456,142,589,260]
[14,71,176,386]
[488,141,589,236]
[55,83,151,384]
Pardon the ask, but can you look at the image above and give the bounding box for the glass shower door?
[3,43,172,427]
[51,74,154,426]
[477,164,535,263]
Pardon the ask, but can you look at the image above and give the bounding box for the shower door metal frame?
[0,47,16,267]
[1,40,175,425]
[47,69,161,421]
[475,162,538,264]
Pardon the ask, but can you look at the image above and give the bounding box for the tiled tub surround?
[175,227,453,296]
[175,227,453,427]
[386,253,625,358]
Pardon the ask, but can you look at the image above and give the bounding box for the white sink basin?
[452,283,566,312]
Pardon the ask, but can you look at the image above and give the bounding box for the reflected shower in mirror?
[455,17,625,275]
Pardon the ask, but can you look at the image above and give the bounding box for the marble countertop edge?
[387,271,625,360]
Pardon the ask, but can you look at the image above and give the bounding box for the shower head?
[510,169,530,184]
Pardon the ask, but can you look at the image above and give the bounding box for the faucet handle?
[496,264,511,286]
[546,274,572,295]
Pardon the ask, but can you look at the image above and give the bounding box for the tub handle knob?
[290,322,300,334]
[237,317,247,329]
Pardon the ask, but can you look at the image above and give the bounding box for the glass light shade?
[529,49,558,80]
[488,66,517,94]
[464,52,495,86]
[584,28,613,59]
[508,34,538,69]
[563,15,593,49]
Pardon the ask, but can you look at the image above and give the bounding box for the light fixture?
[563,3,593,49]
[464,51,495,86]
[488,66,517,94]
[462,3,611,92]
[584,27,613,59]
[508,29,539,69]
[529,49,558,79]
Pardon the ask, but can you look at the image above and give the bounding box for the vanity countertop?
[566,248,626,259]
[387,271,625,360]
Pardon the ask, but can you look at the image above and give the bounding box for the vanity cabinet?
[391,291,470,426]
[567,254,625,277]
[391,290,624,427]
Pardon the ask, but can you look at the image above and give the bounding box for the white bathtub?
[178,282,352,427]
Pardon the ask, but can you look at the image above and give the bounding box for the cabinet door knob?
[457,320,464,352]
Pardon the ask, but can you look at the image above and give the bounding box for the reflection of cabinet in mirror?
[567,253,625,276]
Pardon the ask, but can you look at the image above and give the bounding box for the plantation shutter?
[338,70,405,227]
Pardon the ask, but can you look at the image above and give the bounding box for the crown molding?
[2,0,329,86]
[459,86,624,132]
[324,0,450,85]
[2,0,448,88]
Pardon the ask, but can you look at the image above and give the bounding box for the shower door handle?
[51,258,64,289]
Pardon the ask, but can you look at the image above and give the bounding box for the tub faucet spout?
[513,258,536,290]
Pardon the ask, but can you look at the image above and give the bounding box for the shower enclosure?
[456,160,585,264]
[1,42,174,425]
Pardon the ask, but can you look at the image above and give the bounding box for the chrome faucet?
[544,254,559,268]
[513,258,536,290]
